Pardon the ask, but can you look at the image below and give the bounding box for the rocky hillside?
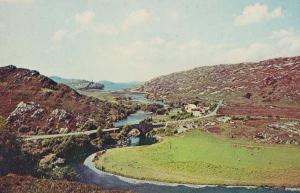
[137,56,300,108]
[0,174,131,193]
[50,76,104,91]
[0,65,128,134]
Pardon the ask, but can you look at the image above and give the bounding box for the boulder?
[39,153,57,169]
[127,128,141,137]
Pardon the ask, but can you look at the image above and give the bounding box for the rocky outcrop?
[136,56,300,107]
[39,153,65,169]
[0,65,126,134]
[127,128,141,137]
[78,82,104,90]
[7,102,44,132]
[50,76,104,91]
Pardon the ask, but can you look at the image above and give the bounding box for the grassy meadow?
[95,130,300,187]
[79,91,117,103]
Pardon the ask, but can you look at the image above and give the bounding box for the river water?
[113,111,152,128]
[75,94,299,193]
[76,153,298,193]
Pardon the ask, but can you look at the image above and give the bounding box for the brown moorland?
[136,56,300,118]
[0,65,130,134]
[0,174,133,193]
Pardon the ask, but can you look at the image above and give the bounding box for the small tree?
[0,126,25,175]
[121,124,129,134]
[0,116,6,128]
[96,127,103,138]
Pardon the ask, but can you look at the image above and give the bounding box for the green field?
[79,91,117,103]
[95,130,300,187]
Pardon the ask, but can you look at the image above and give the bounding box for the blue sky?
[0,0,300,82]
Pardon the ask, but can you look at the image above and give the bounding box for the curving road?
[153,100,223,126]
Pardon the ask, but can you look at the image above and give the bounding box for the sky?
[0,0,300,82]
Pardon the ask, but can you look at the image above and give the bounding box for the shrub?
[96,127,103,138]
[170,111,193,120]
[0,116,6,128]
[48,166,79,181]
[0,126,25,175]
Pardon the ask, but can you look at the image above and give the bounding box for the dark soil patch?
[207,127,221,134]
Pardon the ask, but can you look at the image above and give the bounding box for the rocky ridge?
[0,65,127,134]
[50,76,104,91]
[137,56,300,106]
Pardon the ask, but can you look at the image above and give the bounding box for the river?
[75,94,300,193]
[113,110,152,128]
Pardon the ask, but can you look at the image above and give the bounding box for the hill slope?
[51,76,139,92]
[0,65,126,134]
[137,56,300,106]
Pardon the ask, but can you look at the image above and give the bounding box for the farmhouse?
[185,104,208,117]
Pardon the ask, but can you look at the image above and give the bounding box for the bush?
[0,116,6,128]
[96,127,103,138]
[47,166,79,181]
[0,126,25,175]
[150,127,176,137]
[40,136,95,163]
[170,111,193,120]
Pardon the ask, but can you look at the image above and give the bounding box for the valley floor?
[94,130,300,187]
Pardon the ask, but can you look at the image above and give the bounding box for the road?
[22,128,119,141]
[153,100,223,125]
[22,100,223,141]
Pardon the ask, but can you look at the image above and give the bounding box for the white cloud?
[81,28,300,81]
[167,10,178,20]
[150,37,165,45]
[223,29,300,63]
[94,23,119,35]
[271,29,294,39]
[0,0,33,3]
[235,3,283,25]
[224,42,275,63]
[51,29,68,42]
[75,10,95,26]
[96,38,215,79]
[273,30,300,55]
[118,41,146,57]
[176,40,202,50]
[52,9,151,41]
[122,9,150,31]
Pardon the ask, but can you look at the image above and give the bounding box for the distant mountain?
[50,76,104,91]
[0,66,127,134]
[50,76,139,92]
[99,80,139,91]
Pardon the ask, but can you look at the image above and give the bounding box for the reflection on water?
[129,136,140,146]
[113,111,152,127]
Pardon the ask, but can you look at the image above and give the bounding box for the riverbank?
[93,130,300,188]
[78,153,300,193]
